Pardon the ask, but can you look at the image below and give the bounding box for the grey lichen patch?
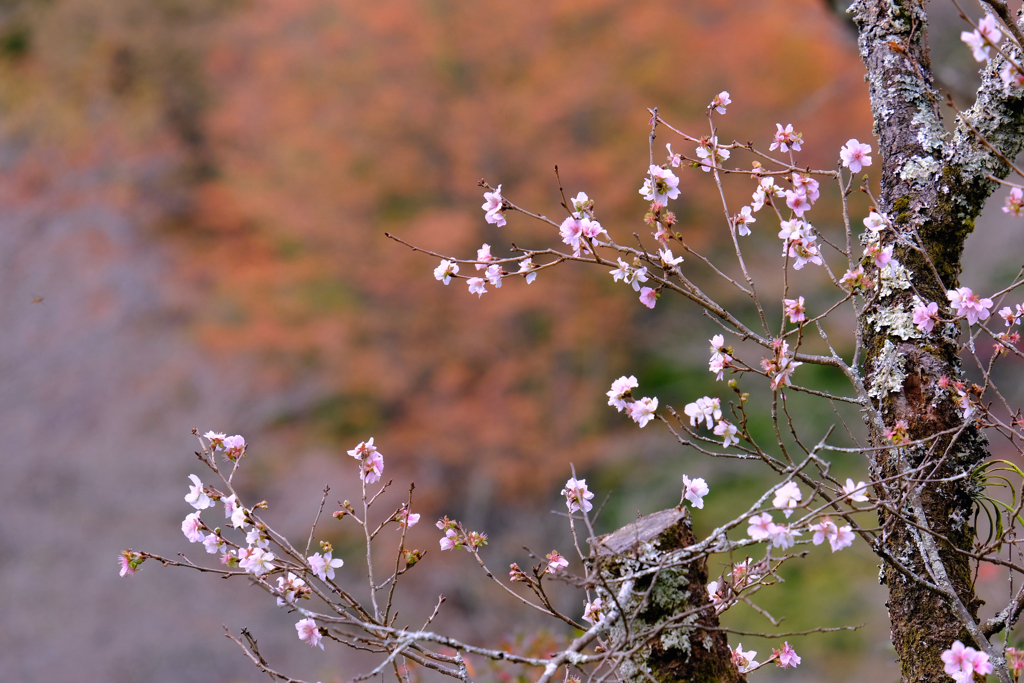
[913,109,945,154]
[878,262,913,298]
[899,155,941,186]
[869,304,920,340]
[869,340,907,399]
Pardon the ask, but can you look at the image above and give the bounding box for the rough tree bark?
[589,508,743,683]
[850,2,1024,682]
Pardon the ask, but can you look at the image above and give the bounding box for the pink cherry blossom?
[223,435,246,460]
[695,138,730,172]
[843,479,870,502]
[732,644,759,673]
[777,219,807,246]
[769,354,802,390]
[681,474,710,509]
[185,474,214,510]
[360,451,384,484]
[1004,187,1024,216]
[1005,647,1024,676]
[583,598,603,624]
[467,277,487,298]
[562,477,595,513]
[628,396,659,427]
[710,90,731,114]
[434,259,459,285]
[747,512,774,541]
[809,517,838,546]
[204,431,226,451]
[348,437,378,460]
[734,206,756,236]
[767,522,801,549]
[639,287,658,309]
[708,335,732,381]
[545,550,569,573]
[182,512,205,543]
[475,243,493,271]
[481,185,506,226]
[783,296,806,324]
[308,551,344,581]
[517,258,537,283]
[659,248,684,266]
[666,143,682,167]
[961,14,1002,62]
[439,528,458,551]
[118,550,142,577]
[773,481,802,518]
[947,287,994,325]
[296,618,323,650]
[485,264,503,288]
[829,525,855,552]
[770,123,803,153]
[774,642,801,668]
[941,641,972,676]
[865,242,894,269]
[276,572,306,606]
[792,173,820,203]
[1002,62,1024,90]
[559,216,583,254]
[840,139,873,173]
[863,211,888,233]
[396,508,420,530]
[240,547,275,575]
[788,236,823,270]
[714,419,739,448]
[785,190,811,217]
[246,527,269,549]
[684,396,722,429]
[607,375,639,412]
[640,165,682,202]
[913,300,940,333]
[570,191,592,217]
[203,534,224,555]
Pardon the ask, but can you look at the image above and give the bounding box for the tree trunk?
[851,2,1024,680]
[589,508,744,683]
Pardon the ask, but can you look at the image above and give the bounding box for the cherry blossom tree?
[124,3,1024,682]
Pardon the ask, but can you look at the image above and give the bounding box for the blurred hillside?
[3,0,1022,681]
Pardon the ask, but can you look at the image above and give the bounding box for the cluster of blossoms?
[731,641,800,673]
[746,480,856,553]
[562,477,595,513]
[961,13,1002,63]
[348,437,384,484]
[203,431,247,461]
[683,393,742,448]
[941,640,993,681]
[436,516,488,552]
[606,375,659,427]
[481,184,507,227]
[708,334,732,381]
[938,375,978,422]
[1004,187,1024,215]
[708,558,767,613]
[559,192,608,257]
[609,257,658,309]
[777,218,822,269]
[770,123,803,153]
[695,136,730,173]
[915,287,996,334]
[762,339,803,391]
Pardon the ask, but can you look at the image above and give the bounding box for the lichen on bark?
[588,509,743,683]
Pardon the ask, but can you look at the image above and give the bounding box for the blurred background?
[3,0,1023,681]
